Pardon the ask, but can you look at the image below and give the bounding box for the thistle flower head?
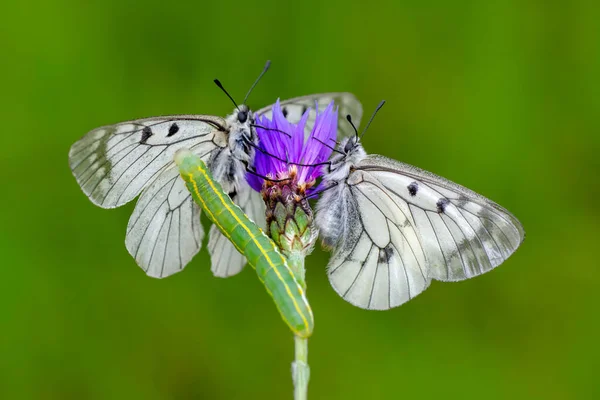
[245,100,338,284]
[246,99,337,195]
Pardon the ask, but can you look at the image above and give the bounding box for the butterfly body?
[208,106,256,193]
[317,138,366,248]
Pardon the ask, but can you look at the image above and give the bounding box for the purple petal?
[246,100,338,193]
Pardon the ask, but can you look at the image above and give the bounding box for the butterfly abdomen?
[316,184,352,249]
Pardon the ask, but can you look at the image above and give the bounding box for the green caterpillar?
[174,149,314,338]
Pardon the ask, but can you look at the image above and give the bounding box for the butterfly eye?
[238,110,248,123]
[344,139,355,153]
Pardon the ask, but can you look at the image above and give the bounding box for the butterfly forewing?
[69,115,227,209]
[357,154,525,282]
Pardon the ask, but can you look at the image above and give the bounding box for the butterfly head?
[226,106,257,162]
[333,111,369,162]
[228,104,254,131]
[236,104,250,124]
[343,135,359,153]
[340,136,366,161]
[324,136,366,180]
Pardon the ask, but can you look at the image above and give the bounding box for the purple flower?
[247,100,338,195]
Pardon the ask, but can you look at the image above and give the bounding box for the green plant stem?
[287,251,307,290]
[293,335,309,400]
[288,251,310,400]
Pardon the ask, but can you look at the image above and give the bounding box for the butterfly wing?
[125,165,204,278]
[207,183,266,277]
[317,172,431,310]
[255,93,363,139]
[357,155,525,282]
[69,115,228,208]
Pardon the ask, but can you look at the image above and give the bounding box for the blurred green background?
[2,1,599,399]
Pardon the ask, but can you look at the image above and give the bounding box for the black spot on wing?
[378,245,394,263]
[167,122,179,137]
[301,105,308,115]
[282,107,288,118]
[408,181,418,197]
[140,126,152,144]
[437,198,450,213]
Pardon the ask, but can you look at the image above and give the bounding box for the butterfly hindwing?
[125,166,204,278]
[320,170,431,310]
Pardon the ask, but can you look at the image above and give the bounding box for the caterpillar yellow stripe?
[174,149,314,338]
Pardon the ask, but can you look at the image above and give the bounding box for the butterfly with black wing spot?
[315,101,525,310]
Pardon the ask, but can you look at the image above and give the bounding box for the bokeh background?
[2,1,599,399]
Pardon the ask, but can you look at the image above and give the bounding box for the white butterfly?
[69,63,362,278]
[315,102,525,309]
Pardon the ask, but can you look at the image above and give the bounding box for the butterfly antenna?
[360,100,385,138]
[214,79,239,111]
[250,123,292,138]
[242,137,288,163]
[246,167,292,184]
[346,114,359,140]
[243,60,271,105]
[312,136,344,155]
